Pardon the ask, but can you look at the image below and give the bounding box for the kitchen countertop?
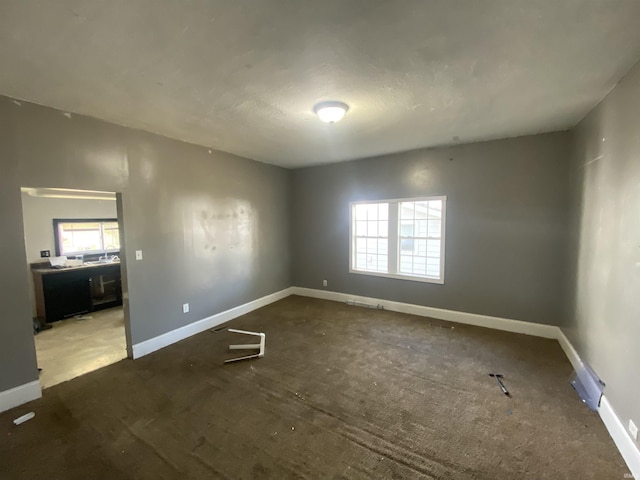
[32,261,121,274]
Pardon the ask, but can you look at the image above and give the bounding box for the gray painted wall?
[0,100,39,392]
[122,129,291,343]
[565,60,640,445]
[21,194,117,263]
[292,132,571,325]
[0,96,291,393]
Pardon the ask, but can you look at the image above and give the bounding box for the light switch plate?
[135,250,143,260]
[182,303,189,314]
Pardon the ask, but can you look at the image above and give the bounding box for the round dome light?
[314,101,349,123]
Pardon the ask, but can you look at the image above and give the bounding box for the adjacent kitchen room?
[21,187,127,388]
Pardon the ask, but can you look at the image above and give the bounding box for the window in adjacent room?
[53,219,120,256]
[350,196,446,284]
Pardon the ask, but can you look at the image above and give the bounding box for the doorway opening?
[21,187,130,388]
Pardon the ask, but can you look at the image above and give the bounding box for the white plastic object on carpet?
[13,412,35,425]
[224,329,265,363]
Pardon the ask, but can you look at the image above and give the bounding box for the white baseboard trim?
[556,328,585,372]
[559,326,640,478]
[292,287,558,339]
[131,287,294,359]
[0,380,42,414]
[599,395,640,479]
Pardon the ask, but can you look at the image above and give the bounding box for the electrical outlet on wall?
[322,279,328,287]
[40,250,50,258]
[182,303,190,314]
[629,419,638,441]
[135,250,143,260]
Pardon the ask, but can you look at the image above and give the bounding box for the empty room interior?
[1,2,639,479]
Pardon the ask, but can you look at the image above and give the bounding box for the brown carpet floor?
[0,295,629,479]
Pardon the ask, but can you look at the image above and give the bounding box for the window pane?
[57,220,119,255]
[400,221,414,237]
[367,203,378,220]
[416,220,427,237]
[414,257,426,271]
[63,221,100,231]
[103,222,120,250]
[397,199,444,279]
[368,221,378,237]
[426,239,440,256]
[354,204,368,221]
[400,238,414,253]
[400,203,414,219]
[428,220,441,237]
[429,200,442,216]
[414,201,429,219]
[59,222,101,254]
[399,255,413,273]
[351,202,389,273]
[426,258,440,277]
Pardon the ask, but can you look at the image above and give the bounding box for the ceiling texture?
[2,1,640,168]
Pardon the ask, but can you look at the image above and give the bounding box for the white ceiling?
[2,1,640,168]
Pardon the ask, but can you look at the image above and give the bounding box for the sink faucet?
[100,245,117,262]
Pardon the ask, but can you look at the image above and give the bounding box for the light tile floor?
[34,306,127,388]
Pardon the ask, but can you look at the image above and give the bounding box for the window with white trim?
[350,196,446,284]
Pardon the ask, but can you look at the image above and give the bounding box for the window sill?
[349,268,444,285]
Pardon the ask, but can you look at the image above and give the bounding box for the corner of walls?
[286,167,295,288]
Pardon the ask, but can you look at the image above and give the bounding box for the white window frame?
[349,196,446,284]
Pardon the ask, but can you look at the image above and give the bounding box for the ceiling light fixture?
[314,101,349,124]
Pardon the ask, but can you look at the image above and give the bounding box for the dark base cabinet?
[41,269,92,321]
[33,264,122,323]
